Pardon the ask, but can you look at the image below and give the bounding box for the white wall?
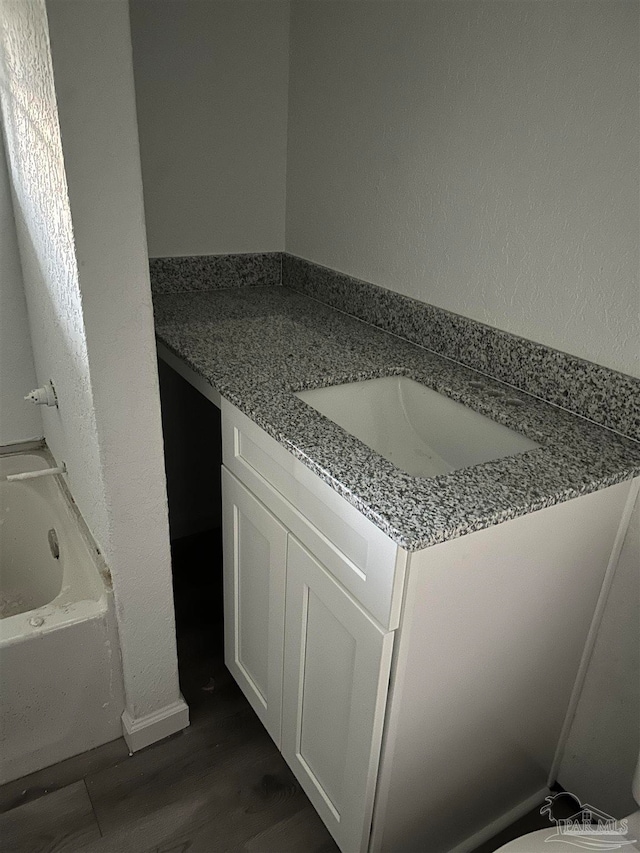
[286,0,640,378]
[0,129,42,446]
[130,0,290,257]
[0,0,186,750]
[45,0,187,739]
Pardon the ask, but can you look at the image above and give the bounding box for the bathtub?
[0,449,124,784]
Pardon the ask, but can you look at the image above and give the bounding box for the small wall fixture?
[25,380,58,407]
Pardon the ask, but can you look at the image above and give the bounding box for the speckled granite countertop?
[153,286,640,551]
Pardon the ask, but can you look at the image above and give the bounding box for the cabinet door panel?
[283,536,394,853]
[222,468,286,747]
[299,589,355,809]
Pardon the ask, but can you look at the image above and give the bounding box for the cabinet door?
[282,536,394,853]
[222,468,287,747]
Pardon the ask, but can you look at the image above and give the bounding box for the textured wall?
[0,0,106,529]
[130,0,290,257]
[286,0,639,377]
[0,129,42,445]
[1,0,184,738]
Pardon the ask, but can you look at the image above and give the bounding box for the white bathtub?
[0,449,124,784]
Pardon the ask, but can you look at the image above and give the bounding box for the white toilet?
[495,757,640,851]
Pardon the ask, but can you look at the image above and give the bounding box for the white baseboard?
[121,697,190,753]
[448,787,551,853]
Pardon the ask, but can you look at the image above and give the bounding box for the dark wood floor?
[0,530,557,853]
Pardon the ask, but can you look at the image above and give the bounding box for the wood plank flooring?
[0,782,101,852]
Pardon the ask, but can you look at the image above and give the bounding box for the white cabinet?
[222,465,394,853]
[222,468,286,747]
[220,398,637,853]
[283,537,394,853]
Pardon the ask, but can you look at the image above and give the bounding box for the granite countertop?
[153,285,640,551]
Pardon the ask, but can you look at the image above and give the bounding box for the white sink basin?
[295,376,539,478]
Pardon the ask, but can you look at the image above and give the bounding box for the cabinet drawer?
[222,400,407,630]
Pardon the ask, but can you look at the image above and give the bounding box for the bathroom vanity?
[220,398,634,853]
[153,284,640,853]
